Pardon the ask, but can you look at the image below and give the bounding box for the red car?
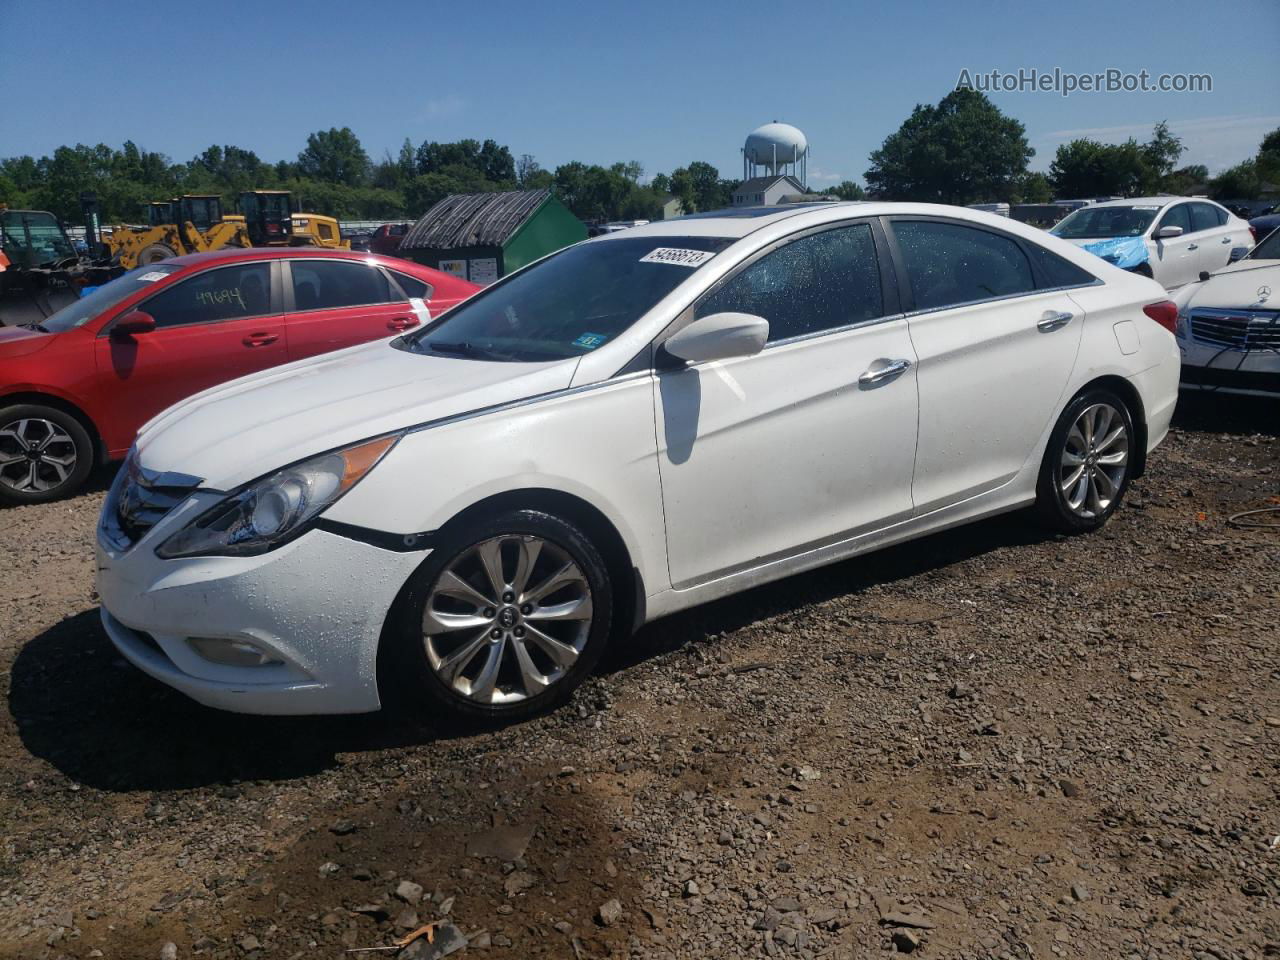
[0,248,478,504]
[368,222,411,256]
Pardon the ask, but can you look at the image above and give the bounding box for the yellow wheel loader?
[240,191,349,250]
[104,195,251,269]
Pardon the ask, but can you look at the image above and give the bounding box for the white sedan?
[1051,197,1253,290]
[96,203,1181,722]
[1172,224,1280,396]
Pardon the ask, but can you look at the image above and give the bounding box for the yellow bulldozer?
[104,191,349,269]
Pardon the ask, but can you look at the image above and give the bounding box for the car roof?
[1086,196,1206,210]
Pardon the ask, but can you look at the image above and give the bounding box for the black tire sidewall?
[1037,388,1135,533]
[386,509,613,724]
[0,404,95,505]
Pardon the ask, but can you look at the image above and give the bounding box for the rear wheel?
[0,405,94,505]
[387,509,613,724]
[1035,388,1134,533]
[135,243,177,266]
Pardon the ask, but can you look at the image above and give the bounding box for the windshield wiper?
[426,340,509,361]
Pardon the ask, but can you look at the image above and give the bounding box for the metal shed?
[398,189,585,286]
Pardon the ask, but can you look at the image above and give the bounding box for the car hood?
[136,339,580,490]
[0,324,58,360]
[1180,260,1280,312]
[1060,236,1150,269]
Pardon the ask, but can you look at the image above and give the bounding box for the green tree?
[865,89,1033,203]
[297,127,370,186]
[1140,121,1185,192]
[1012,171,1052,203]
[1048,138,1147,198]
[1255,127,1280,184]
[821,180,867,201]
[1208,160,1262,201]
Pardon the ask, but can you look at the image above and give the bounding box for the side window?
[388,270,433,300]
[141,262,271,328]
[290,260,395,311]
[1190,203,1220,233]
[1158,204,1192,234]
[1025,243,1098,289]
[892,220,1034,311]
[696,223,884,342]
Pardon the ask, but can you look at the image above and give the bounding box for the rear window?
[1025,243,1098,288]
[892,220,1035,311]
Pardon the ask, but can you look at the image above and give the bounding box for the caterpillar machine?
[102,191,348,270]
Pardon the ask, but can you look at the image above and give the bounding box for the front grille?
[102,454,203,550]
[1189,309,1280,351]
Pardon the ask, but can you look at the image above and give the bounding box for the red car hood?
[0,325,58,360]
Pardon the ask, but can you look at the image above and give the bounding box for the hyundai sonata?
[97,203,1180,722]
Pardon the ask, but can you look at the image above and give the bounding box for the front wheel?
[1035,389,1135,533]
[386,509,613,724]
[0,405,94,506]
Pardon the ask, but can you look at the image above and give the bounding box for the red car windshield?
[39,264,183,333]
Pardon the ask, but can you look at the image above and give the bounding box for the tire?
[1035,387,1135,533]
[135,243,177,266]
[0,404,95,506]
[385,509,614,724]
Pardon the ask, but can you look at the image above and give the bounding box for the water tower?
[743,122,808,187]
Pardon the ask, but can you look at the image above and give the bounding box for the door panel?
[1151,203,1197,287]
[888,218,1083,511]
[284,259,422,361]
[655,322,919,586]
[93,261,286,444]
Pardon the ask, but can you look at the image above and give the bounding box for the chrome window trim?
[900,284,1088,320]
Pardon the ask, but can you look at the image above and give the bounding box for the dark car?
[1248,206,1280,245]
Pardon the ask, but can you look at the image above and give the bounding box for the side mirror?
[1155,224,1184,239]
[110,310,156,340]
[660,312,769,365]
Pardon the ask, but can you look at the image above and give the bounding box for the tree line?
[2,93,1276,228]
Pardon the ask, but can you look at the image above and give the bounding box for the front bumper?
[96,504,429,715]
[1177,336,1280,397]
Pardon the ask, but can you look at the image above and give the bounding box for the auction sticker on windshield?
[640,247,717,267]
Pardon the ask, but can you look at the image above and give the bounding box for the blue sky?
[2,0,1277,184]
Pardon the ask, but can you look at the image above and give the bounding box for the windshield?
[399,235,733,362]
[1249,227,1280,260]
[1051,205,1160,240]
[38,265,182,333]
[1,211,76,266]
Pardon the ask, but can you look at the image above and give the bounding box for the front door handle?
[242,332,279,347]
[858,357,912,386]
[1222,236,1232,244]
[1037,310,1073,332]
[387,316,419,331]
[1187,243,1199,251]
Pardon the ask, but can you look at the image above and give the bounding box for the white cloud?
[1032,114,1280,174]
[806,164,845,184]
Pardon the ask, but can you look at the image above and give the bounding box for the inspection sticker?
[572,332,608,349]
[137,271,169,282]
[640,247,715,267]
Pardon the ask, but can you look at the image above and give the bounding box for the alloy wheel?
[0,418,79,494]
[1059,402,1129,519]
[423,535,593,704]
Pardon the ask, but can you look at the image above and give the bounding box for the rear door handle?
[387,316,419,331]
[858,357,912,386]
[242,332,279,347]
[1187,243,1199,251]
[1037,310,1073,332]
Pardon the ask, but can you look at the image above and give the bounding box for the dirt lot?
[1,394,1277,960]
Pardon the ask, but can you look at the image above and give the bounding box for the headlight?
[155,435,398,559]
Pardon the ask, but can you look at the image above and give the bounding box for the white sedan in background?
[1051,197,1252,290]
[96,203,1181,723]
[1173,224,1280,396]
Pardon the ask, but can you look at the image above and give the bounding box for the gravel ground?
[1,393,1278,960]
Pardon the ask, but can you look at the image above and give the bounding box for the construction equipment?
[239,191,348,250]
[102,194,251,270]
[0,206,120,326]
